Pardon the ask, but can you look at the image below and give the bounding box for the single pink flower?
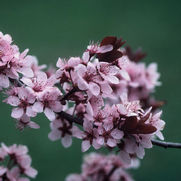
[32,87,62,121]
[75,62,101,96]
[5,87,36,119]
[81,120,101,152]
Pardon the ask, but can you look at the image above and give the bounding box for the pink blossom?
[96,61,120,84]
[48,118,81,148]
[5,87,36,119]
[66,152,135,181]
[0,32,35,90]
[21,72,56,96]
[16,114,40,130]
[56,57,81,83]
[0,143,37,180]
[75,62,101,96]
[97,125,124,148]
[81,120,101,152]
[0,32,166,169]
[32,87,62,121]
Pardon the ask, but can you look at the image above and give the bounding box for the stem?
[60,87,79,101]
[58,111,83,125]
[152,140,181,149]
[9,78,24,87]
[104,166,117,181]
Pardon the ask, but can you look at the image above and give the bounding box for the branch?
[9,78,24,87]
[104,166,117,181]
[60,87,79,101]
[58,111,83,125]
[152,139,181,149]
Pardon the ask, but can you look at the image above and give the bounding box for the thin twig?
[104,166,117,181]
[152,139,181,149]
[58,111,83,125]
[9,78,24,87]
[60,87,79,101]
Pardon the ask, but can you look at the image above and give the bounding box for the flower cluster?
[66,152,137,181]
[49,36,165,160]
[1,32,165,162]
[0,143,37,181]
[0,32,61,129]
[0,32,34,90]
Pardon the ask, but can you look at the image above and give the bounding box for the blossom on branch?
[0,32,165,164]
[0,143,37,181]
[66,152,136,181]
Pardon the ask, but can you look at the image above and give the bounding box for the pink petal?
[48,130,61,141]
[76,64,87,76]
[18,67,34,78]
[18,88,28,100]
[103,122,113,131]
[0,74,9,88]
[11,108,24,119]
[83,120,93,133]
[32,102,44,113]
[50,101,62,112]
[85,102,93,117]
[68,57,81,67]
[92,139,101,150]
[117,104,127,115]
[56,58,64,68]
[19,155,31,168]
[107,138,117,147]
[120,70,130,81]
[21,77,33,87]
[100,83,112,96]
[6,96,20,106]
[72,126,83,139]
[37,72,47,85]
[119,151,131,165]
[81,140,91,152]
[98,45,113,53]
[111,129,124,140]
[61,135,72,148]
[25,167,37,178]
[89,82,100,96]
[28,121,40,129]
[107,75,119,84]
[97,137,104,145]
[82,51,90,63]
[136,146,145,159]
[26,106,37,117]
[77,78,88,90]
[44,107,56,121]
[156,131,164,140]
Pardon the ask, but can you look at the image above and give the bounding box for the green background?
[0,0,181,180]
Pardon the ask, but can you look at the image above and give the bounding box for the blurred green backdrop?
[0,0,181,180]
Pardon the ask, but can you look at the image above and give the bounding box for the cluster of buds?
[66,152,138,181]
[0,31,165,172]
[0,143,37,181]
